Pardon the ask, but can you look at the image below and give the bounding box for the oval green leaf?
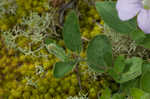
[100,88,111,99]
[119,57,143,83]
[53,61,75,78]
[87,35,112,73]
[46,43,68,61]
[130,88,150,99]
[63,10,82,53]
[140,71,150,93]
[112,93,125,99]
[95,2,137,34]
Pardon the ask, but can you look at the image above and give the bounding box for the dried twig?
[58,0,78,25]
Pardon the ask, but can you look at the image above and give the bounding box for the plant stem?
[75,64,82,90]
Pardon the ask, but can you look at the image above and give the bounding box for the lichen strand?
[1,10,57,57]
[0,0,54,31]
[104,24,150,59]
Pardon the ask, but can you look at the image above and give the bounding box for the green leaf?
[53,61,75,78]
[140,71,150,93]
[139,34,150,49]
[114,55,125,74]
[119,57,143,83]
[142,63,150,73]
[108,55,125,82]
[120,78,140,94]
[130,30,146,43]
[100,88,111,99]
[46,43,68,61]
[63,10,82,53]
[109,57,142,83]
[108,69,121,82]
[87,35,112,73]
[95,2,137,34]
[130,88,150,99]
[112,93,125,99]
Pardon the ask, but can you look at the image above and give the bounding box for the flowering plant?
[50,1,150,96]
[1,0,150,98]
[93,0,150,98]
[116,0,150,33]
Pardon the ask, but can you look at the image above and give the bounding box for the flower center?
[142,0,150,9]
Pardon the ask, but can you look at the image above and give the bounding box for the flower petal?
[137,9,150,33]
[116,0,142,21]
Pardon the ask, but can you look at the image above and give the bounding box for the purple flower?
[116,0,150,33]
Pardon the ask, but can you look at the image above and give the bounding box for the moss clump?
[79,0,103,40]
[0,36,119,98]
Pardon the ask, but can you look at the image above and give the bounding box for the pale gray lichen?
[67,92,88,99]
[0,0,17,16]
[2,7,57,58]
[35,65,45,76]
[25,76,38,88]
[103,23,150,59]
